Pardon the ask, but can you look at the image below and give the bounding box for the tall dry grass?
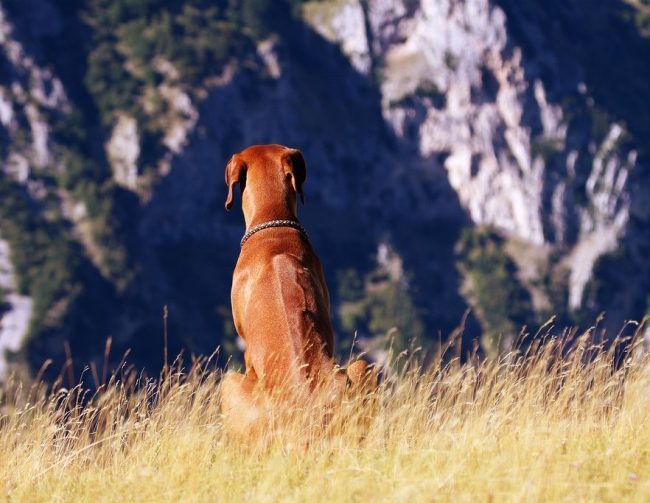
[1,320,650,502]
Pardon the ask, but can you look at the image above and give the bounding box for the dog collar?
[240,219,310,247]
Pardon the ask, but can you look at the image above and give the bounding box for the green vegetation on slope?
[0,178,81,341]
[85,0,244,123]
[337,251,424,355]
[456,227,534,356]
[52,108,136,291]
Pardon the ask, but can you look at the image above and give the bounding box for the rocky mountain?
[0,0,648,380]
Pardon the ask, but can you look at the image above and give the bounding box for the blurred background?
[0,0,648,380]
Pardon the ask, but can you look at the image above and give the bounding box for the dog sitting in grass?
[220,144,375,439]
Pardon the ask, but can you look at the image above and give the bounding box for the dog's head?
[224,145,306,215]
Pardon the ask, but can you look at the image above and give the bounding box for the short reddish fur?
[220,144,373,438]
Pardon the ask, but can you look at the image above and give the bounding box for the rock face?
[0,0,648,376]
[0,5,67,171]
[0,2,67,375]
[0,238,32,378]
[106,115,140,191]
[304,0,372,74]
[303,0,648,327]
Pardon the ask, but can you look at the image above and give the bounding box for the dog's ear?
[282,148,306,205]
[225,154,247,211]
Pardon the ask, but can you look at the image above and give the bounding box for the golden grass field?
[1,320,650,502]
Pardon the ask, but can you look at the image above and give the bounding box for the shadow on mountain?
[496,0,650,333]
[496,0,650,156]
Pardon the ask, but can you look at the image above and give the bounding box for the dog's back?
[231,227,336,387]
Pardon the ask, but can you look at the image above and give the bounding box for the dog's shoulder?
[267,253,320,312]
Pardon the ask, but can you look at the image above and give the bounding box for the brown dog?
[220,144,372,438]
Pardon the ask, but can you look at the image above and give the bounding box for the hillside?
[0,0,649,378]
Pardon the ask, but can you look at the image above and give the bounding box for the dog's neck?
[242,198,298,230]
[240,169,300,229]
[244,211,297,230]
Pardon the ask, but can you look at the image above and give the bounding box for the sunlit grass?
[1,320,650,502]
